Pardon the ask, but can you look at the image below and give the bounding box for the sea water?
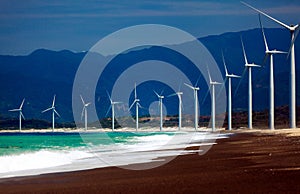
[0,130,227,178]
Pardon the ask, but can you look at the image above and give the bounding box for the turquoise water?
[0,131,219,178]
[0,132,175,156]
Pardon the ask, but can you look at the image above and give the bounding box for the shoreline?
[0,129,300,193]
[0,127,220,133]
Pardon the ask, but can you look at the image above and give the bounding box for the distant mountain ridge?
[0,28,299,123]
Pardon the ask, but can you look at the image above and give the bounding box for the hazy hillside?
[0,28,299,123]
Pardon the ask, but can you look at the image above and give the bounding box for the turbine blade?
[86,102,91,106]
[262,54,269,68]
[222,51,229,76]
[201,88,210,106]
[184,83,194,90]
[54,109,60,117]
[195,76,201,86]
[273,50,287,54]
[9,109,20,112]
[42,107,52,113]
[160,89,164,96]
[153,90,160,98]
[134,83,137,99]
[240,36,249,65]
[129,100,137,110]
[80,95,85,105]
[207,65,212,83]
[287,26,300,59]
[259,14,269,52]
[81,107,84,120]
[105,105,112,117]
[167,93,177,97]
[20,98,25,109]
[137,102,145,110]
[241,1,291,30]
[234,67,247,97]
[106,90,112,103]
[216,77,228,99]
[52,95,56,107]
[178,80,183,92]
[21,112,25,120]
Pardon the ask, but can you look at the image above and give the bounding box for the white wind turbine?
[168,90,183,131]
[242,1,300,128]
[42,95,60,132]
[106,92,122,131]
[9,98,25,132]
[129,83,141,131]
[184,82,200,131]
[80,95,91,131]
[222,53,240,130]
[240,37,260,129]
[259,15,287,130]
[207,66,222,131]
[154,91,164,131]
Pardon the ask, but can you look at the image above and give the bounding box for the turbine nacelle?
[184,83,199,91]
[227,74,241,78]
[266,50,287,55]
[112,101,122,105]
[245,63,260,68]
[154,90,164,99]
[290,24,299,32]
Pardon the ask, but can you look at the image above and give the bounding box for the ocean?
[0,129,227,178]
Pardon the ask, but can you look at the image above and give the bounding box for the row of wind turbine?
[242,1,300,129]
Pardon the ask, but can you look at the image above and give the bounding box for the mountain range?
[0,28,299,124]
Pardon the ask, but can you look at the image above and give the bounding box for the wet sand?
[1,130,300,193]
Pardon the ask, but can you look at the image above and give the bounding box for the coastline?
[0,127,219,133]
[0,129,300,193]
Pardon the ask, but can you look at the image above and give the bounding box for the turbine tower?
[168,91,183,130]
[9,98,25,132]
[207,67,222,132]
[129,83,141,131]
[241,37,260,129]
[80,95,91,131]
[242,1,300,128]
[222,53,240,130]
[154,91,164,131]
[107,92,122,131]
[259,15,286,130]
[42,95,60,132]
[184,83,200,131]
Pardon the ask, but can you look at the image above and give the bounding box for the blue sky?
[0,0,300,55]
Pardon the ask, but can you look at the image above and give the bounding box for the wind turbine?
[106,91,122,131]
[9,98,25,132]
[259,15,287,130]
[168,90,183,131]
[184,82,200,131]
[154,91,164,131]
[42,95,60,132]
[241,1,300,128]
[222,52,240,130]
[207,67,222,131]
[240,37,260,129]
[80,95,91,131]
[129,83,141,131]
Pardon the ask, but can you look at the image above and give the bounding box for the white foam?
[0,149,93,175]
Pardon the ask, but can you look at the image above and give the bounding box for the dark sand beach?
[1,130,300,193]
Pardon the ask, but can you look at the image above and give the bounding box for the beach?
[0,129,300,193]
